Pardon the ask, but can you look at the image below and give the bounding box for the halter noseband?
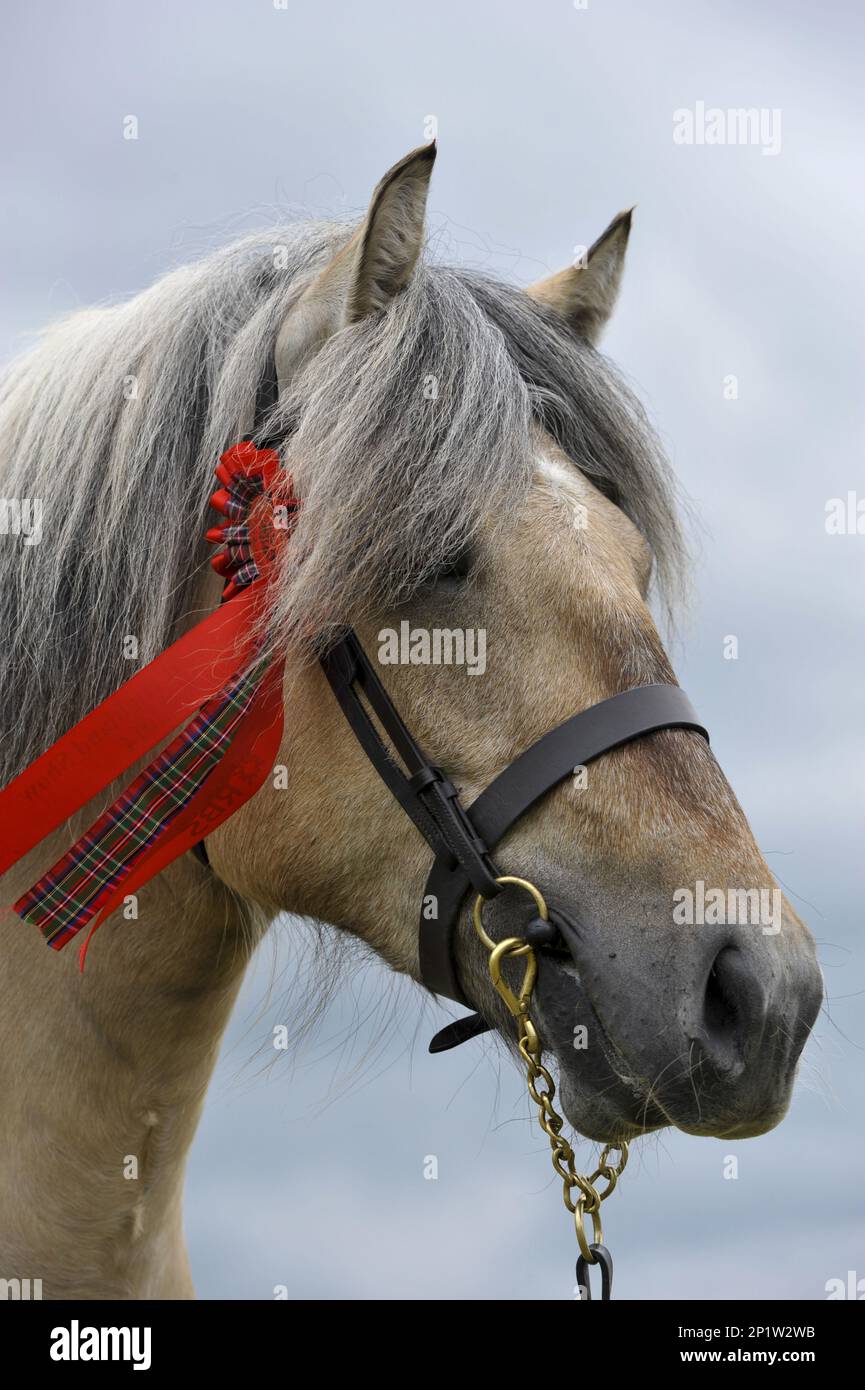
[320,634,708,1050]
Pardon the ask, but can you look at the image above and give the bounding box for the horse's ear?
[344,141,436,322]
[525,209,633,343]
[275,142,436,385]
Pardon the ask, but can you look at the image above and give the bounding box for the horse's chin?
[555,1074,664,1144]
[530,951,670,1142]
[554,1081,788,1143]
[673,1106,791,1140]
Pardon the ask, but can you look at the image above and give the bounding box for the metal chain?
[473,876,629,1265]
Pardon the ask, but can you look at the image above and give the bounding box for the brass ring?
[574,1193,603,1263]
[589,1164,619,1202]
[600,1141,629,1174]
[472,875,550,952]
[591,1142,629,1200]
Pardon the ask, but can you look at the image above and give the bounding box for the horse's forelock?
[0,221,685,780]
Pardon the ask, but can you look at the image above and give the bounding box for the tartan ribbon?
[0,441,297,963]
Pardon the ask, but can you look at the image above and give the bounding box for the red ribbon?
[0,441,296,963]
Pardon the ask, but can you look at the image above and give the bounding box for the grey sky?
[2,0,862,1298]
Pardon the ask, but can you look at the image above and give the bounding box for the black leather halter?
[320,637,708,1050]
[198,357,710,1052]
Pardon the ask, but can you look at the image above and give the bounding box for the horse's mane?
[0,221,685,781]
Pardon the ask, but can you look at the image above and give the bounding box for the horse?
[0,143,822,1299]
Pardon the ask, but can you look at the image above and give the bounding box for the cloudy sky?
[3,0,863,1299]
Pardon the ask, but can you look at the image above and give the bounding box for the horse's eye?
[436,549,473,587]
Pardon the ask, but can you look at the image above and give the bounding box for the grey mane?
[0,221,684,781]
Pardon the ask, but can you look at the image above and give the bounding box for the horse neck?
[0,850,267,1298]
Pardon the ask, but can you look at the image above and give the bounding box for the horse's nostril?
[704,952,736,1038]
[700,945,763,1072]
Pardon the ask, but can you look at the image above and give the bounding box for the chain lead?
[472,878,629,1270]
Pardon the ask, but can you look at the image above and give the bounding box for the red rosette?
[207,441,299,600]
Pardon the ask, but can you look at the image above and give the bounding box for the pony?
[0,143,822,1298]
